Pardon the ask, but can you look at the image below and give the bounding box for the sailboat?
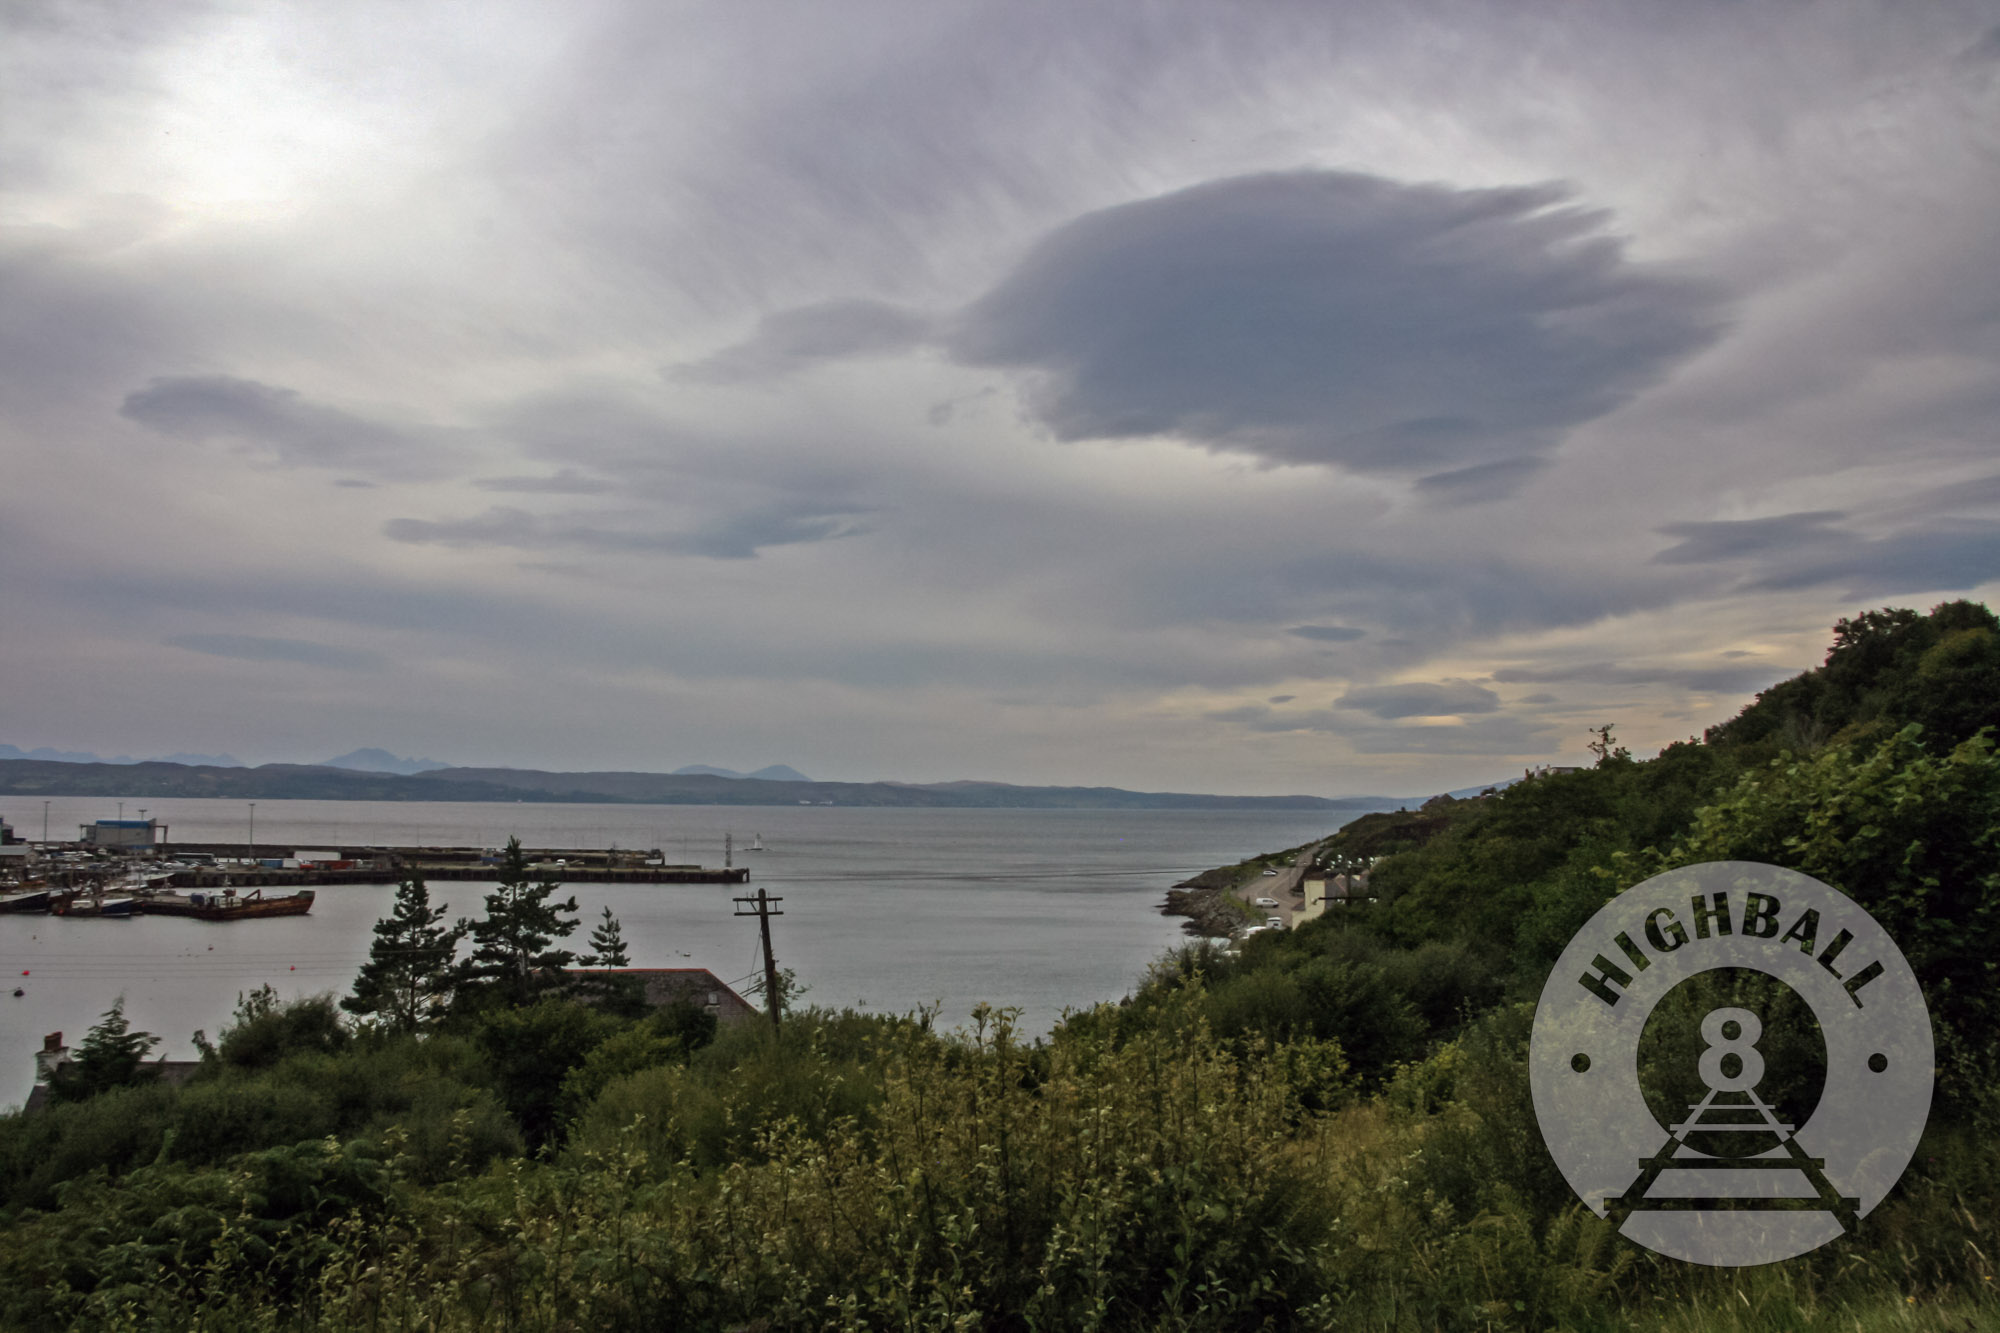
[748,833,766,852]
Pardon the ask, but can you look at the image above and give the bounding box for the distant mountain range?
[0,744,244,768]
[670,764,812,782]
[321,748,455,775]
[1,745,808,783]
[0,755,1401,812]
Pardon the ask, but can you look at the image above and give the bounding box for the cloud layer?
[949,171,1725,477]
[4,1,1999,794]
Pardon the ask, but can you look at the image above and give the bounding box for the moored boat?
[137,887,314,920]
[51,894,135,917]
[0,889,51,914]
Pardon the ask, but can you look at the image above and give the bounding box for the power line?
[731,888,784,1031]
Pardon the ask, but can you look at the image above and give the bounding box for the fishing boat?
[0,888,51,914]
[137,887,314,921]
[51,893,136,918]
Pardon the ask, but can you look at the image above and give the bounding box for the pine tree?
[579,905,631,968]
[342,874,466,1031]
[50,998,160,1102]
[463,837,580,1006]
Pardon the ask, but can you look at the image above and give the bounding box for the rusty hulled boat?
[136,887,315,921]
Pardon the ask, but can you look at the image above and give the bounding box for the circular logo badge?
[1530,862,1932,1266]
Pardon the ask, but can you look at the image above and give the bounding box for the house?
[1323,871,1376,906]
[1298,877,1328,923]
[22,1030,203,1114]
[563,968,759,1023]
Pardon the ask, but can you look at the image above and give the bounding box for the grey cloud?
[676,299,932,383]
[1206,705,1278,725]
[166,633,384,671]
[494,391,878,510]
[681,503,873,558]
[120,376,442,478]
[383,501,872,560]
[1341,716,1561,756]
[1519,692,1559,705]
[1251,547,1669,640]
[1414,457,1550,505]
[1655,510,2000,598]
[1874,473,2000,523]
[1336,679,1501,719]
[1267,694,1295,704]
[383,507,543,548]
[1209,702,1557,755]
[1745,521,2000,596]
[1652,511,1847,564]
[477,469,617,495]
[949,170,1724,472]
[1492,661,1792,694]
[1287,624,1366,642]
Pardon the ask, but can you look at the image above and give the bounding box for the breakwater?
[53,841,750,888]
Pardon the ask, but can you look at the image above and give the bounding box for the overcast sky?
[5,1,2000,795]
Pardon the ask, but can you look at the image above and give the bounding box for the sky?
[4,0,2000,797]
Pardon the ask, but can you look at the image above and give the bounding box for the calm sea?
[0,795,1360,1107]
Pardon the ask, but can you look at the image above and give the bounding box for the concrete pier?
[43,842,750,887]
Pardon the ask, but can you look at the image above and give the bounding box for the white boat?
[748,834,766,852]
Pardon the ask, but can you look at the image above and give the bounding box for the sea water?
[0,796,1359,1107]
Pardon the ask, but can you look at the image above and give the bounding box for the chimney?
[34,1032,66,1084]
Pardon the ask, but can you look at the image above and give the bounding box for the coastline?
[1160,838,1323,937]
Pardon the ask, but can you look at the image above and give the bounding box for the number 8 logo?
[1698,1007,1764,1093]
[1530,862,1933,1265]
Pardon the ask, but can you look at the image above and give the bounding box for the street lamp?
[41,800,49,845]
[248,803,257,861]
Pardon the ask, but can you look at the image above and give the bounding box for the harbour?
[0,796,1349,1106]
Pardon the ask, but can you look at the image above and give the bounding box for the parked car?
[1265,916,1285,929]
[1253,896,1280,908]
[1261,868,1279,876]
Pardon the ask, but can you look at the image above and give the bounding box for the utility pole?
[42,801,49,845]
[724,832,733,869]
[248,802,256,861]
[733,887,785,1030]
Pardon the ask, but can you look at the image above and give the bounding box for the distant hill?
[0,757,1396,811]
[670,764,813,782]
[0,744,239,767]
[0,745,135,764]
[321,748,455,775]
[152,752,245,768]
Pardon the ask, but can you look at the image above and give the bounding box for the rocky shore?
[1160,863,1256,937]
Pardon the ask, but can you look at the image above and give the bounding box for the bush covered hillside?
[4,603,2000,1331]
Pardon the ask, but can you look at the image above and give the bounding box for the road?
[1231,841,1321,927]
